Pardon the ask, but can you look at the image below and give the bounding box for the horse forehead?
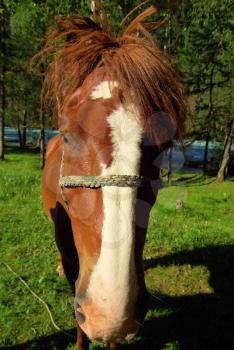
[67,67,108,105]
[62,75,120,139]
[62,99,119,145]
[81,67,107,96]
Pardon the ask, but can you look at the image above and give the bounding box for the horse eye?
[64,135,69,143]
[61,133,69,143]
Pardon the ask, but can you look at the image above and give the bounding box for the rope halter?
[59,174,144,188]
[59,145,147,207]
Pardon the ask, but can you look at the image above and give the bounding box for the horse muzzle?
[75,301,141,343]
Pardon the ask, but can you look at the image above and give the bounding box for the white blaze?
[90,81,118,100]
[85,81,143,332]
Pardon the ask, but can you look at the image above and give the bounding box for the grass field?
[0,150,234,350]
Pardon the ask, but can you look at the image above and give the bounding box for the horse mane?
[34,6,186,146]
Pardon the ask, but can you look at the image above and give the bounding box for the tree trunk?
[22,109,27,149]
[40,107,45,169]
[0,106,4,160]
[216,120,234,182]
[203,66,214,174]
[0,1,8,160]
[165,3,172,185]
[203,129,210,174]
[167,146,173,185]
[17,114,22,148]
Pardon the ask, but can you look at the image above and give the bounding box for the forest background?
[0,0,233,180]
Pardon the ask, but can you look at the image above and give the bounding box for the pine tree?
[177,0,233,174]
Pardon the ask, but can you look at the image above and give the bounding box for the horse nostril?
[76,309,85,324]
[75,304,85,324]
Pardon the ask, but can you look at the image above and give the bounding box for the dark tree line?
[0,0,233,180]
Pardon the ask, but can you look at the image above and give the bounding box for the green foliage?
[174,0,234,140]
[3,0,93,132]
[2,0,234,159]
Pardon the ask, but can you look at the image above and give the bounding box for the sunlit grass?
[0,150,233,349]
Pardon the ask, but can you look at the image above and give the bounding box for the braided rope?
[59,174,143,188]
[59,144,145,191]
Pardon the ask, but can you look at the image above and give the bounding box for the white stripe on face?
[90,81,118,100]
[79,82,143,340]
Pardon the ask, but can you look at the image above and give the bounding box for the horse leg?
[107,343,118,350]
[56,255,65,276]
[76,325,86,350]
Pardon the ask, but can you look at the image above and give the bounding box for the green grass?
[0,150,234,350]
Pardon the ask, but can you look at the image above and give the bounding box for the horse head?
[57,68,165,342]
[38,7,185,346]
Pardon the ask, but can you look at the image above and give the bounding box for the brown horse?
[38,6,185,350]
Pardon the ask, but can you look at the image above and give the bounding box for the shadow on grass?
[173,174,216,187]
[5,146,39,155]
[1,245,233,350]
[175,174,203,183]
[1,328,77,350]
[138,244,234,350]
[1,147,40,165]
